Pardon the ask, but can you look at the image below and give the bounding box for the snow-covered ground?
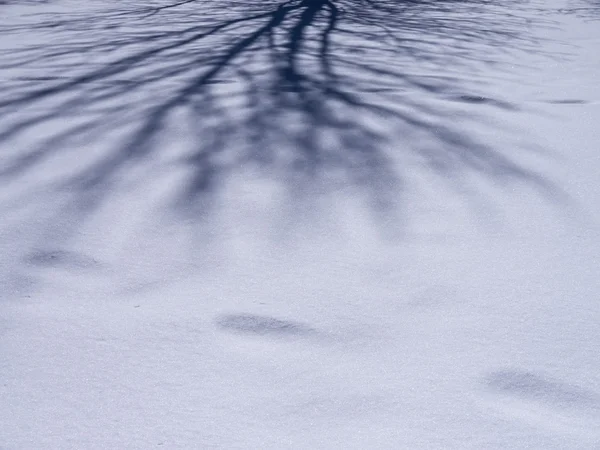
[1,0,599,448]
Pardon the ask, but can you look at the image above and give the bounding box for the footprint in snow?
[482,369,600,438]
[545,99,588,105]
[25,249,99,270]
[216,314,318,340]
[486,370,600,410]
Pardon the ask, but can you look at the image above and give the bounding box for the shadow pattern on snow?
[0,0,557,226]
[561,0,600,19]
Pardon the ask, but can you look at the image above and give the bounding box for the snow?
[1,0,599,448]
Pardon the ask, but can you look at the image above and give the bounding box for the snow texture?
[1,0,599,448]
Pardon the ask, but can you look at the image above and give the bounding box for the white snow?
[1,0,599,448]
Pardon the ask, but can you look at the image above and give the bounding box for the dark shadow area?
[0,0,558,231]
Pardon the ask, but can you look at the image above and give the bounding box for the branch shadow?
[0,0,561,236]
[561,0,600,19]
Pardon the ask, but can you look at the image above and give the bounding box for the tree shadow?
[0,0,559,234]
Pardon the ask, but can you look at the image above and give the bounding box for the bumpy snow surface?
[1,0,599,448]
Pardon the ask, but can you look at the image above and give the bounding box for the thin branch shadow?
[560,0,600,19]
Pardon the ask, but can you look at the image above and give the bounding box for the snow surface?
[1,0,599,448]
